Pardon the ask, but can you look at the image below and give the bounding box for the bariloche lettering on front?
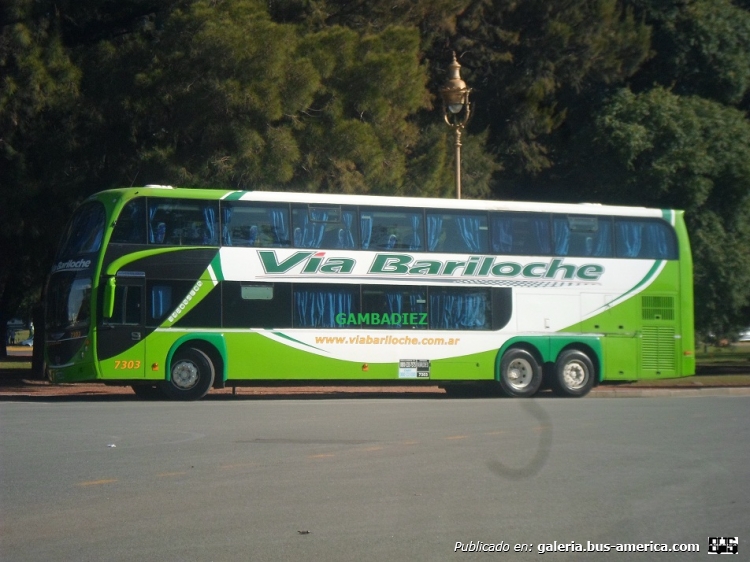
[258,250,604,281]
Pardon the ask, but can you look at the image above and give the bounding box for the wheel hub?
[172,360,199,390]
[507,359,532,390]
[562,361,587,390]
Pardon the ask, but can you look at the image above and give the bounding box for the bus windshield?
[56,202,106,260]
[46,272,92,331]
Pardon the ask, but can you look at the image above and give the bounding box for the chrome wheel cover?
[171,360,200,390]
[562,360,588,390]
[506,358,534,391]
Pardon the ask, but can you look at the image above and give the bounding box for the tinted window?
[360,208,424,251]
[222,282,292,328]
[111,198,147,244]
[221,202,290,247]
[147,198,219,246]
[429,287,492,330]
[491,213,551,256]
[292,206,358,249]
[552,216,613,257]
[360,286,427,329]
[57,202,106,259]
[426,211,488,253]
[293,284,359,328]
[615,219,677,259]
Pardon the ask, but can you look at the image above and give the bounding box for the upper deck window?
[425,211,488,253]
[221,202,290,247]
[292,206,358,249]
[552,216,613,257]
[56,202,106,259]
[111,198,147,244]
[147,198,219,246]
[490,213,551,256]
[360,208,424,251]
[615,218,677,259]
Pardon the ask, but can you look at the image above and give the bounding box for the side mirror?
[102,277,116,319]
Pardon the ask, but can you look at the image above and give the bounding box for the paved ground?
[3,346,750,398]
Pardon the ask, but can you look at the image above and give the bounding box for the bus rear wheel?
[551,349,595,397]
[161,347,215,401]
[498,348,542,397]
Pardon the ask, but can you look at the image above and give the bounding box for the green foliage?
[585,87,750,336]
[450,0,651,175]
[627,0,750,105]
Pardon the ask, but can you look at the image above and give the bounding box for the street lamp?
[440,52,472,199]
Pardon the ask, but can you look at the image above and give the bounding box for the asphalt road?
[1,396,747,561]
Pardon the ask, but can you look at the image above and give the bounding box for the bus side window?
[222,203,290,247]
[426,211,488,253]
[147,198,219,246]
[615,219,677,259]
[491,213,551,256]
[363,208,423,251]
[112,199,147,244]
[109,286,142,325]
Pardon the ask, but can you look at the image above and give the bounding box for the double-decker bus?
[45,185,694,400]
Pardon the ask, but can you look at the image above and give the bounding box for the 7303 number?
[114,360,141,370]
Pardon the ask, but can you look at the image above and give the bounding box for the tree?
[0,0,81,358]
[575,87,750,338]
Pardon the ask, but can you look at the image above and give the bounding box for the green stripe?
[272,331,326,352]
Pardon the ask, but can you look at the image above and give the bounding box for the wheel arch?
[166,334,227,388]
[496,336,603,384]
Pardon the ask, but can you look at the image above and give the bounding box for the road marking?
[76,479,118,487]
[445,435,468,440]
[307,453,335,459]
[360,446,383,452]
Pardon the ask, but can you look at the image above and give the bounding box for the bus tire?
[498,348,542,397]
[551,349,595,397]
[161,347,215,401]
[131,384,166,400]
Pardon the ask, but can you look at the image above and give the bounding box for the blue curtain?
[491,216,513,253]
[427,215,443,251]
[646,223,668,258]
[409,214,422,250]
[150,286,172,319]
[552,217,570,256]
[269,209,289,246]
[360,215,373,249]
[295,288,354,328]
[222,206,232,246]
[429,292,487,330]
[337,211,356,249]
[456,216,482,252]
[203,207,217,245]
[385,292,403,327]
[297,211,326,248]
[616,222,642,258]
[148,205,158,243]
[533,217,552,254]
[592,221,612,256]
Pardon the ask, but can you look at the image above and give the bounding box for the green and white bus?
[45,186,695,399]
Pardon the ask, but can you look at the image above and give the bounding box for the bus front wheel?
[161,347,215,401]
[551,349,595,397]
[498,349,542,397]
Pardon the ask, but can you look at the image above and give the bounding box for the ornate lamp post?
[440,52,472,199]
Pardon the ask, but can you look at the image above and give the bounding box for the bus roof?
[88,186,678,218]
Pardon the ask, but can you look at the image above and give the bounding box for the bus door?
[98,273,146,377]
